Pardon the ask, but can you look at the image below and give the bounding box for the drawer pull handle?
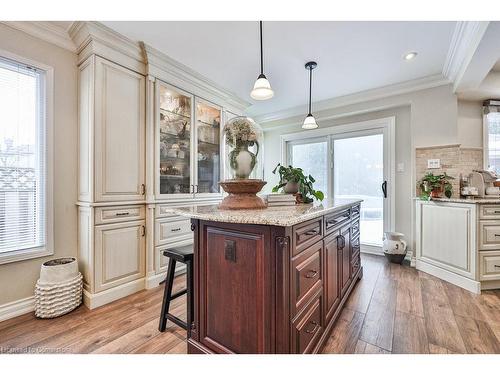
[305,321,320,334]
[305,270,318,279]
[141,225,146,237]
[171,228,181,232]
[115,212,130,216]
[305,229,319,236]
[494,211,500,214]
[495,234,500,237]
[494,265,500,269]
[327,216,349,225]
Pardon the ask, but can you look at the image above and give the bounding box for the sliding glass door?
[287,121,393,253]
[333,133,384,247]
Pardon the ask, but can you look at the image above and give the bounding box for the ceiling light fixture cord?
[259,21,263,75]
[308,65,312,115]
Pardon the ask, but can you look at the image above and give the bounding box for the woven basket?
[34,258,83,319]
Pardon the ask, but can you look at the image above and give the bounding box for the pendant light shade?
[302,61,318,130]
[250,21,274,101]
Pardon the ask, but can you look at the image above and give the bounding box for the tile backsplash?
[415,145,483,198]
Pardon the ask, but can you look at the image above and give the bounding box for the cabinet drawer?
[324,209,350,234]
[479,251,500,281]
[292,294,323,354]
[291,241,322,315]
[293,218,323,256]
[479,205,500,220]
[351,204,361,218]
[155,218,193,246]
[351,219,360,237]
[479,221,500,251]
[155,240,192,275]
[351,234,360,258]
[94,205,145,225]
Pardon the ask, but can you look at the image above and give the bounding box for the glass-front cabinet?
[156,81,223,199]
[195,98,221,195]
[158,83,193,197]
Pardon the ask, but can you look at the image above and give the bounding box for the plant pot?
[284,181,299,194]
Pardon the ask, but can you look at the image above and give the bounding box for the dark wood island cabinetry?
[170,199,362,354]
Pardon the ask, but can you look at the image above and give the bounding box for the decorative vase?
[284,181,299,194]
[34,257,83,319]
[220,117,266,209]
[383,232,408,264]
[230,144,258,179]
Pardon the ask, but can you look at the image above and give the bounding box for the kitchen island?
[169,199,362,354]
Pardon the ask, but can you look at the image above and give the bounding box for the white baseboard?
[0,296,35,322]
[416,259,481,294]
[83,278,146,310]
[481,279,500,290]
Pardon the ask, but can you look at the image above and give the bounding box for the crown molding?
[443,21,489,91]
[142,42,250,113]
[69,21,146,74]
[1,21,76,52]
[254,74,449,125]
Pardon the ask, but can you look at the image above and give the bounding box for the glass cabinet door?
[195,99,221,194]
[158,83,193,195]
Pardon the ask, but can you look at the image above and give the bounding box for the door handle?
[382,180,387,198]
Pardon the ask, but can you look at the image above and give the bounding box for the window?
[484,102,500,174]
[287,139,328,198]
[0,54,51,263]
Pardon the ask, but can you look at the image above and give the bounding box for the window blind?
[0,56,46,255]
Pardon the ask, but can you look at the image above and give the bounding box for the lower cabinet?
[94,220,146,292]
[291,293,323,354]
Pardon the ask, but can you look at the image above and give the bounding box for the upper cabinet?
[79,55,146,203]
[155,81,224,200]
[195,98,221,196]
[157,83,194,198]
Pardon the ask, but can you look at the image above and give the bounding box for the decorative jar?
[222,117,264,180]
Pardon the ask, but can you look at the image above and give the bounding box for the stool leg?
[186,259,194,337]
[159,258,176,332]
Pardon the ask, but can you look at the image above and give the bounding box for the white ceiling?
[102,21,457,116]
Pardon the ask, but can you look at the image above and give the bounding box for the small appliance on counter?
[468,170,500,198]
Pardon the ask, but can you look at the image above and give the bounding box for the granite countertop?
[167,198,362,227]
[427,197,500,204]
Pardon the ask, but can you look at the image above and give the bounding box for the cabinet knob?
[305,321,320,334]
[305,270,318,279]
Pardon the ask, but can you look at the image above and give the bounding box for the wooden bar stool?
[158,247,194,333]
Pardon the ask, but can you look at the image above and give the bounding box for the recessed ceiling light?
[404,52,418,61]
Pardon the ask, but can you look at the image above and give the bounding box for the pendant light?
[302,61,318,129]
[250,21,274,100]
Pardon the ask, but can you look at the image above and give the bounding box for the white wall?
[457,100,483,148]
[0,24,78,306]
[260,84,461,251]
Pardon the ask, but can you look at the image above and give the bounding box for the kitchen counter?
[167,198,362,226]
[177,199,362,354]
[430,197,500,204]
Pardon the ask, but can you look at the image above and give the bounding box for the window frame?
[0,49,54,265]
[483,110,500,173]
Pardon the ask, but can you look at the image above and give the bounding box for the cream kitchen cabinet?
[94,220,146,292]
[415,199,500,294]
[79,55,146,203]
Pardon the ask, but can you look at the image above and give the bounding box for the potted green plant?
[419,172,454,200]
[271,163,325,203]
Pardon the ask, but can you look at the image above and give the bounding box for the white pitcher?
[383,232,407,255]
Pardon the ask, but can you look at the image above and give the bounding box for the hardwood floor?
[0,254,498,354]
